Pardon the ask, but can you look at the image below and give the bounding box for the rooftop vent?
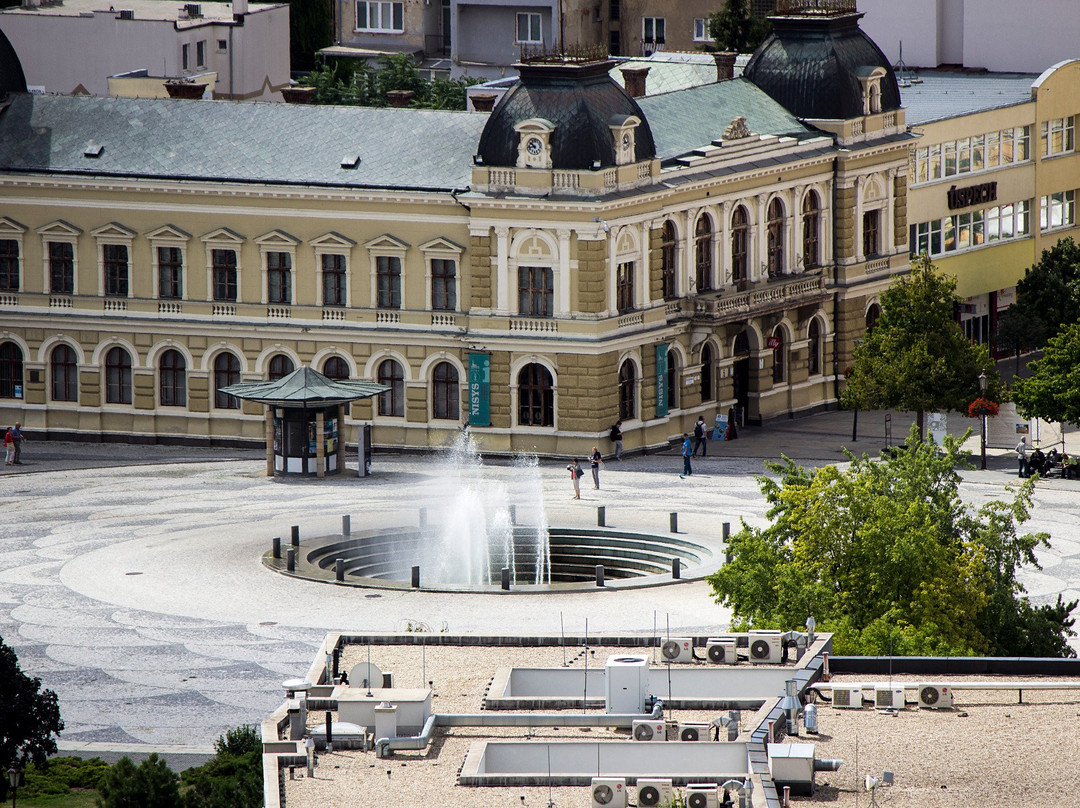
[340,154,361,169]
[184,3,202,17]
[83,143,104,158]
[117,8,133,19]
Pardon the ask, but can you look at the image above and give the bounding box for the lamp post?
[7,765,20,808]
[978,371,988,470]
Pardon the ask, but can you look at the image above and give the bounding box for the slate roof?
[220,366,388,408]
[899,72,1037,126]
[0,94,486,190]
[638,78,817,163]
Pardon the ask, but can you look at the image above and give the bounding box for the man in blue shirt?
[680,433,692,478]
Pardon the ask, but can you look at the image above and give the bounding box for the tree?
[180,726,262,808]
[1012,321,1080,427]
[707,426,1076,657]
[97,754,181,808]
[841,254,1000,436]
[288,0,333,72]
[1007,236,1080,350]
[0,636,64,802]
[708,0,772,53]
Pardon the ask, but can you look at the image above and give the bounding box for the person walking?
[566,458,582,499]
[692,416,707,457]
[3,426,14,466]
[10,421,23,464]
[589,446,603,489]
[680,433,692,478]
[1015,436,1028,478]
[609,421,623,460]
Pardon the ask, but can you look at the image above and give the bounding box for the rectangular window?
[642,17,665,44]
[914,146,929,184]
[103,244,129,296]
[971,134,984,172]
[862,210,880,258]
[693,18,709,42]
[212,249,237,301]
[616,261,634,313]
[518,265,553,317]
[322,253,347,306]
[1016,126,1031,161]
[1040,190,1076,231]
[1043,117,1075,157]
[0,239,18,292]
[928,143,941,180]
[914,219,942,257]
[266,251,291,304]
[516,12,542,44]
[431,258,457,311]
[49,242,74,293]
[217,39,227,52]
[943,141,957,177]
[986,131,1000,168]
[376,255,401,308]
[356,0,404,32]
[196,40,206,68]
[182,43,190,71]
[157,246,183,299]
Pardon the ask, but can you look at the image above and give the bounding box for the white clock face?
[526,137,543,156]
[622,133,631,150]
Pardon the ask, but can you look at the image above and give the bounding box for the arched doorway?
[732,330,751,424]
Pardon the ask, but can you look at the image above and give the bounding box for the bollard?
[722,521,730,542]
[272,536,281,559]
[411,565,421,588]
[501,567,510,591]
[671,558,680,579]
[669,512,678,533]
[325,711,333,750]
[342,515,351,537]
[335,558,344,582]
[508,504,516,524]
[595,565,605,587]
[286,548,296,572]
[419,507,427,528]
[597,506,606,527]
[291,524,300,548]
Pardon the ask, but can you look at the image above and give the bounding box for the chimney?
[281,86,316,104]
[233,0,247,13]
[386,90,414,108]
[714,51,737,81]
[165,81,207,99]
[620,65,650,98]
[471,93,497,112]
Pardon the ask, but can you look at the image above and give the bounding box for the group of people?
[566,446,603,499]
[1016,437,1077,479]
[3,421,23,465]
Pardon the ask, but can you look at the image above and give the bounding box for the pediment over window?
[90,221,137,239]
[146,224,191,242]
[418,236,464,254]
[0,216,26,235]
[201,227,245,244]
[36,220,82,238]
[254,229,300,247]
[310,231,356,248]
[364,234,410,252]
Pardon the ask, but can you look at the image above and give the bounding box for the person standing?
[1015,436,1028,478]
[589,446,603,489]
[610,420,623,460]
[566,458,582,499]
[680,433,692,478]
[692,416,707,457]
[3,426,14,466]
[10,421,23,464]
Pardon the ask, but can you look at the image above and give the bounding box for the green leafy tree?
[841,254,1000,436]
[1007,236,1080,350]
[97,754,181,808]
[0,636,65,802]
[995,304,1044,375]
[1012,321,1080,427]
[707,426,1076,656]
[288,0,333,72]
[708,0,772,53]
[180,726,262,808]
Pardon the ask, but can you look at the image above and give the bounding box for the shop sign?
[947,181,996,210]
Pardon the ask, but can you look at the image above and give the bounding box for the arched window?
[377,359,404,417]
[731,205,749,283]
[105,346,132,405]
[213,352,241,409]
[618,360,636,421]
[268,354,294,381]
[51,344,78,402]
[159,349,186,407]
[661,220,677,300]
[432,361,459,421]
[700,343,714,402]
[518,363,554,426]
[865,303,881,334]
[802,191,820,269]
[767,198,785,278]
[808,318,822,376]
[0,341,24,399]
[772,329,785,383]
[666,349,679,411]
[322,356,349,380]
[694,215,713,292]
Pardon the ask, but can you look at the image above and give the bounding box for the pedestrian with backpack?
[609,421,623,460]
[692,416,707,457]
[566,458,583,499]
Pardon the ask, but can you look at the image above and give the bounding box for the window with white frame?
[642,17,665,45]
[321,253,347,306]
[356,0,403,32]
[1040,190,1076,231]
[912,126,1031,185]
[693,18,709,42]
[1042,117,1075,157]
[516,12,542,44]
[0,240,18,292]
[910,199,1030,258]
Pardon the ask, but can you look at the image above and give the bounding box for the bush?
[23,757,109,797]
[180,726,262,808]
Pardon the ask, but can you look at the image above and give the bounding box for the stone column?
[557,229,571,316]
[265,407,274,477]
[495,227,510,312]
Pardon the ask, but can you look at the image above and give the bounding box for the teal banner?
[468,353,491,426]
[655,344,668,418]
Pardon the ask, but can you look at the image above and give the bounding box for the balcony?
[693,273,828,321]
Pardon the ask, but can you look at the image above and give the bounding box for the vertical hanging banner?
[655,343,668,418]
[468,352,491,426]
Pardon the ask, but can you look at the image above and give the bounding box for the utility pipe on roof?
[812,681,1080,692]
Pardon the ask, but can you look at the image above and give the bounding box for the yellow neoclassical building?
[1,2,916,456]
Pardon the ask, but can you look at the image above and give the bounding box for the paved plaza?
[1,409,1078,760]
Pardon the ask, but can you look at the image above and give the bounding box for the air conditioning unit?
[591,777,627,808]
[678,722,711,742]
[632,719,666,742]
[637,778,674,807]
[918,684,953,709]
[748,630,783,664]
[705,639,738,664]
[660,637,694,664]
[874,686,905,709]
[685,783,719,808]
[831,685,862,709]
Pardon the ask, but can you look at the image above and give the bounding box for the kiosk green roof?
[220,365,388,409]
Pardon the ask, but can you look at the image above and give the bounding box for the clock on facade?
[622,133,631,150]
[526,137,543,155]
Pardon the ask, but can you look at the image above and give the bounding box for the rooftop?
[899,70,1038,126]
[0,0,283,22]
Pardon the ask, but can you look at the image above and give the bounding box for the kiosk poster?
[713,412,728,441]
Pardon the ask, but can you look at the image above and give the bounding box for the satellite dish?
[348,662,382,689]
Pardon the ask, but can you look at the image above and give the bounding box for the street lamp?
[7,765,21,808]
[978,371,988,470]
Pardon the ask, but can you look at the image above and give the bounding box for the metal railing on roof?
[776,0,857,15]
